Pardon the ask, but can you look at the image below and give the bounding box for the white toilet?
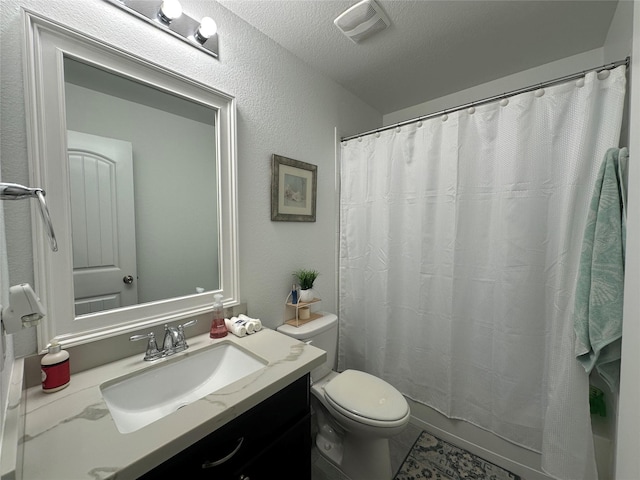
[277,312,410,480]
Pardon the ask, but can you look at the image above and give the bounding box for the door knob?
[123,275,134,285]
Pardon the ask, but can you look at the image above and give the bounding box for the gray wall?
[384,1,633,128]
[614,0,640,478]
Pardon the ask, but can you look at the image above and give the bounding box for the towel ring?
[0,182,58,252]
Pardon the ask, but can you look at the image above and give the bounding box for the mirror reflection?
[63,58,220,316]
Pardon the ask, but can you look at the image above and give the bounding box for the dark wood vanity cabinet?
[139,374,311,480]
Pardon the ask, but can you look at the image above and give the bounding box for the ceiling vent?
[334,0,391,43]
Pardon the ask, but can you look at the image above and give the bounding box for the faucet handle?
[180,319,198,330]
[176,319,198,350]
[130,332,162,361]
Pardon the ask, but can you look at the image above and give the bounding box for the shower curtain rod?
[342,56,630,142]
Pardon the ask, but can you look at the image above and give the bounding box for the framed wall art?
[271,154,317,222]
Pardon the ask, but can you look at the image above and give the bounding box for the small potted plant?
[293,268,319,303]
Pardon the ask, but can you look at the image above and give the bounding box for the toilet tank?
[276,312,338,382]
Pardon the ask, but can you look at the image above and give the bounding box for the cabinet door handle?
[201,437,244,469]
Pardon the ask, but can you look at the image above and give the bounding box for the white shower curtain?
[339,66,626,480]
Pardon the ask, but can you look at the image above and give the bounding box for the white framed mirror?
[22,10,239,351]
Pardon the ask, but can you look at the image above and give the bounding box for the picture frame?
[271,154,317,222]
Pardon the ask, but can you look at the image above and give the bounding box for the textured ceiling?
[219,0,618,115]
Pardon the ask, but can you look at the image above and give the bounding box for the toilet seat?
[323,370,409,428]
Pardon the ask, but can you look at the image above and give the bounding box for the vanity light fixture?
[104,0,219,59]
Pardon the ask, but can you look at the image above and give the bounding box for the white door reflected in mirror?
[68,131,138,316]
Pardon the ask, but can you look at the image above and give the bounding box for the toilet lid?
[323,370,409,422]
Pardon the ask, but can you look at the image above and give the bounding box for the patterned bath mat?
[394,431,521,480]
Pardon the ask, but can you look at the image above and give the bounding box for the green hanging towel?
[574,147,627,392]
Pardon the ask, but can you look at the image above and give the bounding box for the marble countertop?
[19,328,325,480]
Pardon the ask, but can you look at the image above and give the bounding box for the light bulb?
[194,16,217,43]
[158,0,182,24]
[199,17,217,38]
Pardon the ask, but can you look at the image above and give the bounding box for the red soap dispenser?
[209,293,228,338]
[41,341,70,393]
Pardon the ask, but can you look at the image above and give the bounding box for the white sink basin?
[100,342,268,434]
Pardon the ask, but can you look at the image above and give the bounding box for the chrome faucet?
[130,319,198,361]
[162,319,198,355]
[162,325,181,354]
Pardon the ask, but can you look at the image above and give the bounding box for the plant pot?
[299,288,314,303]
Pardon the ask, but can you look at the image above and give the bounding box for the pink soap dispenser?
[209,293,228,338]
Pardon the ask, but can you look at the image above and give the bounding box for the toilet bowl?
[277,312,410,480]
